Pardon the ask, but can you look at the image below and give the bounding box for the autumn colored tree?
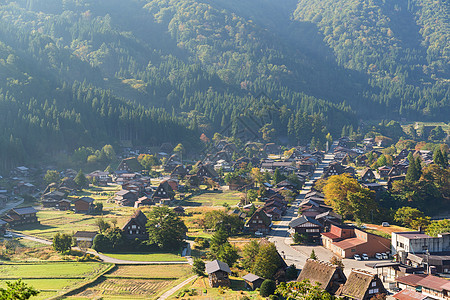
[323,174,378,221]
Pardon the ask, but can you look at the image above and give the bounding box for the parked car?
[382,253,389,259]
[354,254,362,261]
[3,232,13,238]
[362,253,369,260]
[382,222,390,227]
[375,253,383,260]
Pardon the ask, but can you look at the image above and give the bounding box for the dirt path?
[158,275,197,300]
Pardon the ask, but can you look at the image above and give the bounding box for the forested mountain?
[0,0,448,168]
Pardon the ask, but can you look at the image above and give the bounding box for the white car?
[362,253,369,260]
[375,253,383,260]
[353,254,362,261]
[382,253,389,259]
[3,232,13,238]
[382,222,390,227]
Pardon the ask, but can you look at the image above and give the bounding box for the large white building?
[392,231,450,255]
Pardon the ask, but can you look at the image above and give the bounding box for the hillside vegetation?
[0,0,448,167]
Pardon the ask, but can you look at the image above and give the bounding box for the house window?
[371,282,376,287]
[132,225,136,229]
[252,220,256,223]
[258,220,263,223]
[129,230,132,234]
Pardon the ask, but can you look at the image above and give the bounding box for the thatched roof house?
[297,259,346,294]
[337,269,386,300]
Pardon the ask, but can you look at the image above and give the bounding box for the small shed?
[206,260,231,288]
[242,273,264,290]
[73,231,98,247]
[57,199,71,211]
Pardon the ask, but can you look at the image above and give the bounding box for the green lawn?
[0,262,111,299]
[101,252,187,262]
[182,190,243,207]
[0,262,108,278]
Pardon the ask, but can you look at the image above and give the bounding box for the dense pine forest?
[0,0,448,168]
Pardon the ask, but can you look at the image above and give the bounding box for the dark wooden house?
[360,168,376,182]
[197,164,219,179]
[245,208,272,234]
[74,197,95,213]
[116,157,143,173]
[289,215,323,242]
[152,181,175,201]
[206,260,231,287]
[242,273,264,290]
[2,207,38,227]
[121,210,149,240]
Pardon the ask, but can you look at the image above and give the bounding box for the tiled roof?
[332,237,366,249]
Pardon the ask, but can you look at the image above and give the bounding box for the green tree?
[273,168,285,185]
[394,207,425,228]
[95,218,111,233]
[104,227,124,250]
[74,170,88,188]
[0,279,39,300]
[242,240,260,270]
[52,233,72,253]
[44,170,60,185]
[260,279,276,297]
[252,242,280,279]
[147,207,187,249]
[216,242,239,266]
[92,233,111,252]
[329,256,344,269]
[426,219,450,237]
[192,258,205,276]
[276,280,335,300]
[310,249,317,260]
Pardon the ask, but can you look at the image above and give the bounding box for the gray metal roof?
[13,206,38,215]
[205,260,231,274]
[242,273,263,282]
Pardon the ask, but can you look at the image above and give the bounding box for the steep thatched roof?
[297,259,346,293]
[338,269,381,300]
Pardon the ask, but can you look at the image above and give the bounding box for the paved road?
[268,143,337,269]
[11,232,192,265]
[267,142,389,275]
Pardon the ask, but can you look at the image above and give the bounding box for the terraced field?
[69,264,193,299]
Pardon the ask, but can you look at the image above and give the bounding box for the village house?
[289,216,323,243]
[74,197,95,213]
[57,199,71,211]
[242,273,264,290]
[395,274,450,300]
[378,166,391,178]
[87,170,111,185]
[245,208,272,234]
[2,206,38,227]
[197,164,219,180]
[73,231,98,247]
[152,181,175,202]
[206,260,231,287]
[321,224,391,258]
[116,157,143,173]
[337,269,387,300]
[122,210,149,240]
[360,168,376,182]
[170,165,188,179]
[297,259,346,295]
[114,189,138,206]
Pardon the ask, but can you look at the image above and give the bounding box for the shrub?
[260,279,276,297]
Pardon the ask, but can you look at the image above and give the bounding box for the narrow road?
[12,232,192,265]
[267,142,337,269]
[158,275,198,300]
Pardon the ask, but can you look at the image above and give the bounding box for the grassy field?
[0,262,110,299]
[101,252,187,262]
[182,190,243,207]
[69,264,193,299]
[170,275,262,299]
